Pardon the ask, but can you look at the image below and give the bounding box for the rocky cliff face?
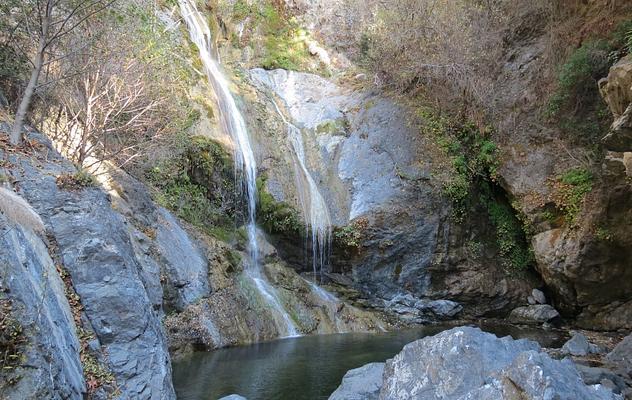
[240,67,536,322]
[0,127,386,397]
[246,0,632,331]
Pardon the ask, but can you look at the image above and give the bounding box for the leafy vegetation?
[146,136,236,240]
[549,168,593,226]
[421,109,499,221]
[228,0,315,72]
[421,108,533,271]
[256,176,304,236]
[480,184,534,271]
[546,19,632,144]
[333,222,364,249]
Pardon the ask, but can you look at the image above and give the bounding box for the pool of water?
[172,323,567,400]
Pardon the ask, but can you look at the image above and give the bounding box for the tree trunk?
[9,2,51,146]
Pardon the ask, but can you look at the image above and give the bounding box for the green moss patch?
[146,136,237,241]
[256,176,304,236]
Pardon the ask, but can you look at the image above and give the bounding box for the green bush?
[420,109,499,221]
[480,184,534,271]
[553,168,593,225]
[145,136,235,239]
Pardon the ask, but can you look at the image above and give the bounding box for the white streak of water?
[179,0,298,337]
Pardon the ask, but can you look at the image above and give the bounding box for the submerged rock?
[328,363,384,400]
[218,395,248,400]
[332,327,621,400]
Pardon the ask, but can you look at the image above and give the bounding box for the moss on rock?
[256,176,304,237]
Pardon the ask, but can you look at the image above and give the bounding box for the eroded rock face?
[600,55,632,152]
[5,134,176,399]
[246,68,534,321]
[0,210,85,399]
[331,327,621,400]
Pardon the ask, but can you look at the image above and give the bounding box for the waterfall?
[179,0,298,338]
[271,100,332,278]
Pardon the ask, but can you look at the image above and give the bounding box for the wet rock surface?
[247,68,534,321]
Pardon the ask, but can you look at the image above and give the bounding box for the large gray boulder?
[8,134,175,399]
[509,304,560,324]
[329,362,384,400]
[331,327,621,400]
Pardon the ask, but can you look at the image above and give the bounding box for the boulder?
[606,333,632,376]
[421,299,463,318]
[576,364,628,396]
[328,363,384,400]
[531,288,546,304]
[334,327,622,400]
[218,395,248,400]
[562,331,599,356]
[509,304,560,324]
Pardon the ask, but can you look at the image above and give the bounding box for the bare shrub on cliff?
[40,1,196,170]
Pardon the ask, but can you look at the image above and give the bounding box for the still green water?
[172,323,565,400]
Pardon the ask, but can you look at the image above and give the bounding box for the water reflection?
[173,324,566,400]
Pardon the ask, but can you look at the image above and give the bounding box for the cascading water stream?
[179,0,298,338]
[271,100,332,279]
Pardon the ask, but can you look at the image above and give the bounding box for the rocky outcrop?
[331,327,621,400]
[5,135,175,399]
[599,55,632,152]
[246,68,534,321]
[0,195,85,399]
[328,363,384,400]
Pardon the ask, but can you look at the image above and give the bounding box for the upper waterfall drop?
[178,0,299,337]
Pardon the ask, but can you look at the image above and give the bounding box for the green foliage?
[610,19,632,56]
[334,225,362,249]
[595,226,613,242]
[230,0,313,72]
[551,168,593,225]
[256,176,304,236]
[547,41,610,115]
[145,136,235,239]
[480,184,534,271]
[420,109,499,221]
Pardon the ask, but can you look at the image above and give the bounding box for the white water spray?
[179,0,298,337]
[271,100,332,278]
